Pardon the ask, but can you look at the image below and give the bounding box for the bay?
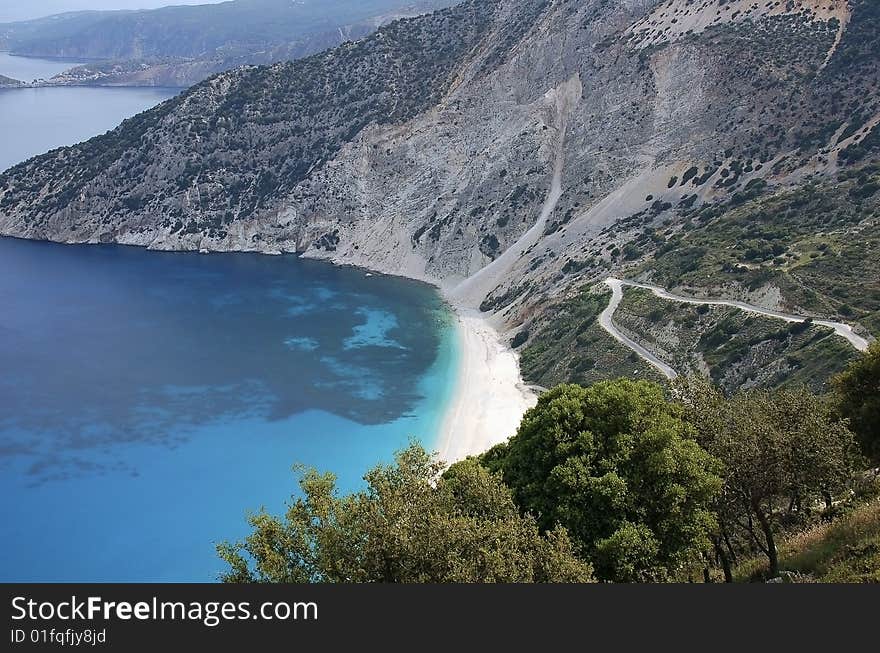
[0,51,84,83]
[0,53,179,172]
[0,238,458,581]
[0,54,459,581]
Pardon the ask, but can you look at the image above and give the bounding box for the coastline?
[434,307,537,463]
[0,236,537,466]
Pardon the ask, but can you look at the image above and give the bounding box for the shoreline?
[0,81,186,91]
[0,235,538,464]
[434,307,537,463]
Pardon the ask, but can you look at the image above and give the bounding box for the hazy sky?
[0,1,226,23]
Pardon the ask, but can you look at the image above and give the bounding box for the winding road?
[599,277,871,380]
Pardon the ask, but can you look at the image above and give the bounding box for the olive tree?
[218,444,593,583]
[678,378,860,579]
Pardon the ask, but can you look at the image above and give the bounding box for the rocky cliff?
[1,0,878,388]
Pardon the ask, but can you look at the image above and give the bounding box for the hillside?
[0,0,458,87]
[1,0,877,390]
[733,496,880,583]
[0,1,451,60]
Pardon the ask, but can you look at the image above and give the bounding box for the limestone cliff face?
[1,0,878,332]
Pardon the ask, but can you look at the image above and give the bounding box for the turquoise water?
[0,238,459,581]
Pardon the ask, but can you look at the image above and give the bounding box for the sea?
[0,52,180,172]
[0,54,459,581]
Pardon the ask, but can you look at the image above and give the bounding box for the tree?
[217,444,593,583]
[483,380,722,582]
[833,341,880,463]
[678,379,860,579]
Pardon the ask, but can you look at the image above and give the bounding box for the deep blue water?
[0,238,458,581]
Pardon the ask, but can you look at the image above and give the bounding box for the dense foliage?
[481,380,722,582]
[833,341,880,463]
[218,444,593,583]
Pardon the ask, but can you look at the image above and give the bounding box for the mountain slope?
[0,1,451,60]
[1,0,877,389]
[0,1,459,88]
[0,1,495,241]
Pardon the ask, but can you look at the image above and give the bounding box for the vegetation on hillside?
[677,379,861,579]
[217,444,593,583]
[613,287,859,392]
[696,0,880,168]
[633,166,880,334]
[519,289,663,388]
[0,0,499,234]
[833,341,880,464]
[733,497,880,583]
[221,347,880,583]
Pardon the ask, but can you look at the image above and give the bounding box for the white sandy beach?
[435,308,538,463]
